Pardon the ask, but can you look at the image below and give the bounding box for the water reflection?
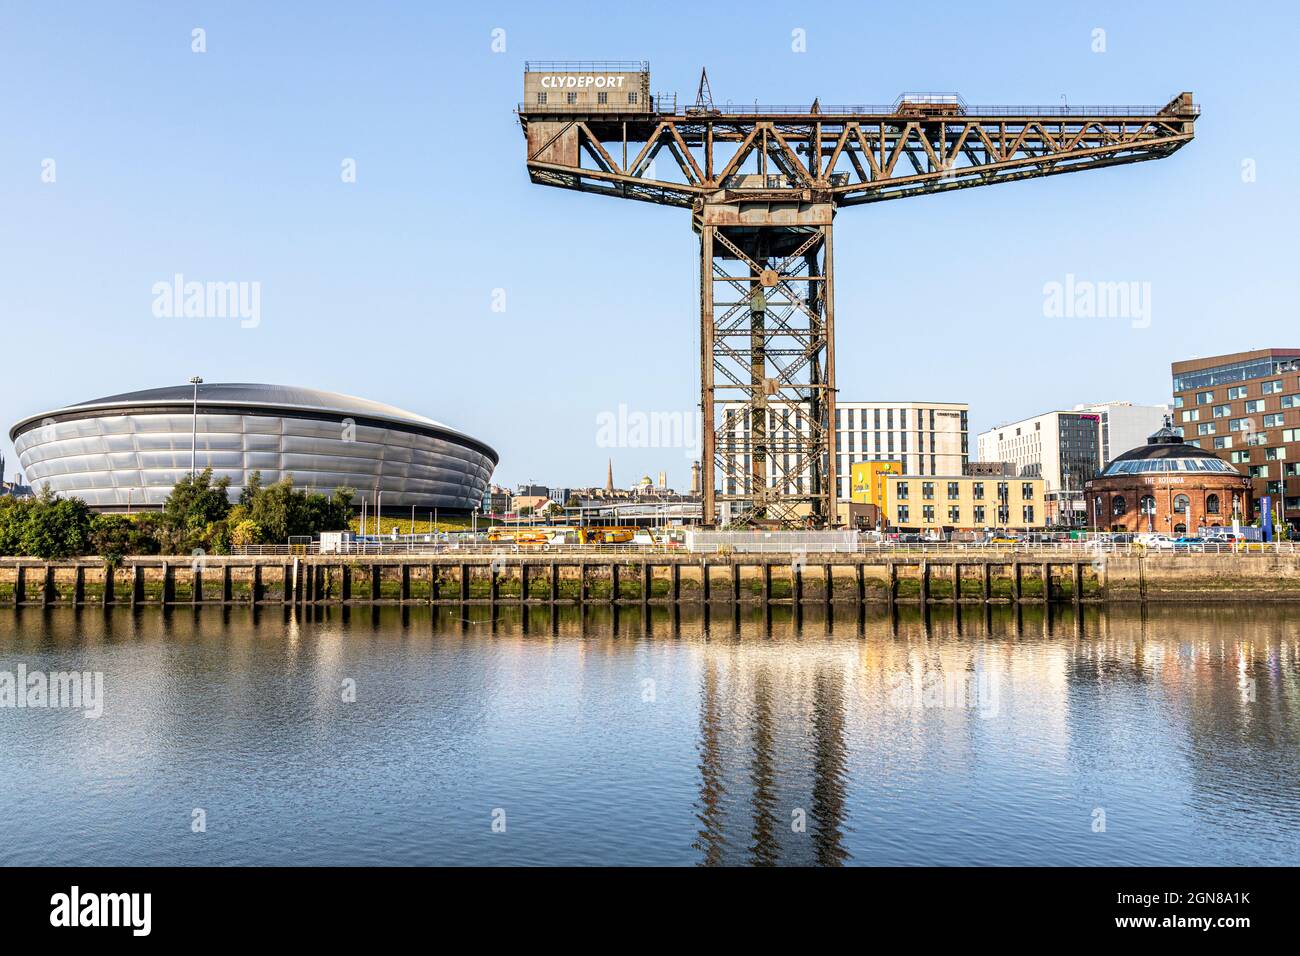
[1,603,1298,865]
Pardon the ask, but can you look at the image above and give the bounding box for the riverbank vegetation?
[0,470,353,560]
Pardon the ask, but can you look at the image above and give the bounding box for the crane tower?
[518,62,1198,527]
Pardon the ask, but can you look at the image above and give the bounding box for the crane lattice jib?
[519,75,1198,528]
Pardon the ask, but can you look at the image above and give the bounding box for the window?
[1264,413,1284,427]
[1174,494,1190,514]
[1265,446,1287,461]
[896,482,909,500]
[1228,386,1248,400]
[1206,494,1220,515]
[972,482,984,500]
[1214,436,1233,449]
[566,91,578,104]
[922,505,935,522]
[1282,394,1300,409]
[1229,418,1246,432]
[1230,450,1250,463]
[922,481,934,500]
[536,92,548,105]
[1244,400,1265,414]
[1140,495,1156,514]
[1198,423,1215,435]
[627,92,639,104]
[597,91,608,104]
[948,506,960,523]
[947,481,960,499]
[973,505,986,524]
[1196,391,1214,405]
[1021,482,1034,499]
[1213,405,1231,419]
[1263,379,1284,394]
[1112,496,1127,516]
[1173,395,1184,408]
[1181,409,1199,423]
[897,505,909,523]
[1022,505,1034,523]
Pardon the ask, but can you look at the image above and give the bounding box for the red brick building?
[1085,422,1252,533]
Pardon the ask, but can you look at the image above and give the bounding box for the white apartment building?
[976,410,1101,525]
[720,400,969,501]
[1072,401,1170,469]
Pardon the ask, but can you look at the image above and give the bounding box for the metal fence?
[680,103,1197,118]
[517,92,676,114]
[230,539,1299,558]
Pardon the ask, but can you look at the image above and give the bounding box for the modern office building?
[719,400,969,504]
[976,410,1101,526]
[1071,401,1169,468]
[881,474,1045,533]
[9,383,498,512]
[1172,349,1300,529]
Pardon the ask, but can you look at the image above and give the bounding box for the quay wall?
[1,553,1299,606]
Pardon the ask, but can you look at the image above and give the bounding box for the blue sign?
[1261,495,1274,542]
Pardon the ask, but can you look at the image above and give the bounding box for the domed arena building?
[8,383,497,513]
[1085,420,1252,533]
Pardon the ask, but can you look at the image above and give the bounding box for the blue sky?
[3,1,1297,491]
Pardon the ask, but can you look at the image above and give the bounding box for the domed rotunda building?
[1085,419,1252,533]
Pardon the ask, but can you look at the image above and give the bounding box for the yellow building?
[849,461,903,507]
[882,475,1045,531]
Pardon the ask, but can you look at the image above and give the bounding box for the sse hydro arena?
[8,383,498,512]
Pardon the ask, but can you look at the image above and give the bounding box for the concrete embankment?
[1,552,1299,606]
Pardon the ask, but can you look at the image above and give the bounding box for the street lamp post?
[188,376,203,476]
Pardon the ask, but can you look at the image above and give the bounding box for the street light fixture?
[188,376,203,476]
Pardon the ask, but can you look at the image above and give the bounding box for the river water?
[1,603,1297,866]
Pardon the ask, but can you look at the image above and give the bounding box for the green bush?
[0,473,355,558]
[0,487,94,558]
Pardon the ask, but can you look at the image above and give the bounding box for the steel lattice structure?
[519,73,1198,527]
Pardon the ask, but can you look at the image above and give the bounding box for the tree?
[239,470,263,507]
[89,514,135,564]
[230,519,263,548]
[0,496,31,555]
[248,477,297,543]
[162,468,232,552]
[16,488,93,559]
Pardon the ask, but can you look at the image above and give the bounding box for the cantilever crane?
[518,63,1198,527]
